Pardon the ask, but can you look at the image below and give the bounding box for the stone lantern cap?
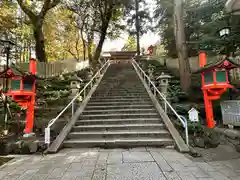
[156,72,172,80]
[69,75,83,82]
[225,0,240,14]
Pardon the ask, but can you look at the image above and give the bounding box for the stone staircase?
[63,63,175,148]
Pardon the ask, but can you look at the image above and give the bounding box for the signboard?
[188,108,199,122]
[45,127,50,144]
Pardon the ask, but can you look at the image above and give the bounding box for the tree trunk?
[80,29,86,61]
[33,25,47,62]
[87,43,93,63]
[93,8,113,70]
[174,0,191,92]
[135,0,140,56]
[87,32,93,65]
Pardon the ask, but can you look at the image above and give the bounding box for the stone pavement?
[1,147,240,180]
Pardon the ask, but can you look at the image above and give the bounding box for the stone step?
[79,113,159,120]
[63,138,175,148]
[97,87,144,89]
[75,118,162,125]
[96,87,145,90]
[96,85,144,87]
[91,95,150,100]
[68,130,171,139]
[85,104,154,110]
[93,92,149,96]
[72,123,165,131]
[97,84,144,87]
[82,109,156,115]
[94,90,147,94]
[89,98,150,103]
[89,98,151,102]
[87,101,153,106]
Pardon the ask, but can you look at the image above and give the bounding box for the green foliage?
[124,0,152,37]
[153,0,240,58]
[122,35,137,51]
[66,0,129,66]
[0,1,18,34]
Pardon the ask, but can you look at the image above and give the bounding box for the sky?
[102,0,160,51]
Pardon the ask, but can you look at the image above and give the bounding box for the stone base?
[215,127,240,153]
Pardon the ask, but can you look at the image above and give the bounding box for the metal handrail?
[132,60,189,146]
[45,60,110,144]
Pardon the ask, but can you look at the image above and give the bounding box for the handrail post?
[179,115,189,146]
[72,101,75,119]
[164,101,167,112]
[185,121,189,146]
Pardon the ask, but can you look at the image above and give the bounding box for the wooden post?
[203,91,215,128]
[24,58,36,134]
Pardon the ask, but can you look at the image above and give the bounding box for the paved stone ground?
[1,147,240,180]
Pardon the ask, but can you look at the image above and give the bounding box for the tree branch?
[40,0,60,18]
[16,0,37,22]
[68,48,79,61]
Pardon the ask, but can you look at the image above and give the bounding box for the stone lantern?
[148,65,154,80]
[156,72,171,98]
[70,77,82,97]
[87,69,93,81]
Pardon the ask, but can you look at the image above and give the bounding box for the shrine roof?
[0,64,41,79]
[193,58,240,74]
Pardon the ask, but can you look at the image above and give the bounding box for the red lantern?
[194,52,240,128]
[0,59,38,135]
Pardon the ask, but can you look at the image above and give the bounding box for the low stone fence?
[153,56,240,82]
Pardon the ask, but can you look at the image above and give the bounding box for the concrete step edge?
[81,113,159,117]
[73,124,165,128]
[89,100,151,102]
[69,130,170,135]
[64,138,174,143]
[83,109,156,113]
[78,118,161,122]
[85,105,154,108]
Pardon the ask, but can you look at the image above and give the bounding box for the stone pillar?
[156,72,171,98]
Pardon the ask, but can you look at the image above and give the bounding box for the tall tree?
[16,0,60,62]
[174,0,191,92]
[67,0,128,70]
[92,0,127,64]
[124,0,152,55]
[135,0,140,55]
